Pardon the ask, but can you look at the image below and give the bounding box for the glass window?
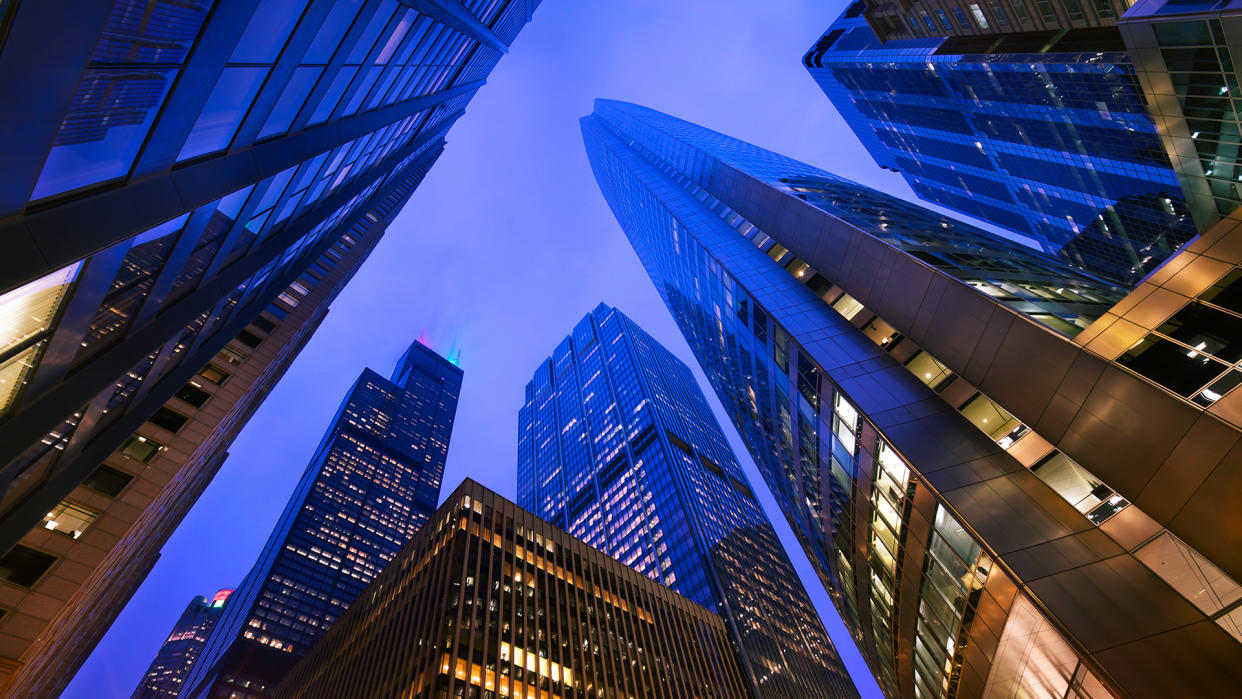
[176,382,211,408]
[1135,531,1242,615]
[906,351,953,391]
[32,68,179,199]
[237,329,263,348]
[198,364,230,386]
[1031,452,1113,514]
[0,263,82,412]
[220,346,248,365]
[1117,333,1230,396]
[43,501,99,539]
[230,0,309,63]
[81,464,133,497]
[959,393,1022,442]
[0,545,56,588]
[259,66,323,139]
[1061,0,1084,21]
[345,2,397,64]
[1157,301,1242,362]
[178,67,269,160]
[1193,370,1242,406]
[119,434,163,462]
[969,4,990,28]
[308,67,358,124]
[1200,268,1242,314]
[149,406,189,433]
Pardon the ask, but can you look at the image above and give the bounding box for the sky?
[60,2,950,696]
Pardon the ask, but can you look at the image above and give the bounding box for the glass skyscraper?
[517,304,857,699]
[1120,1,1242,228]
[805,4,1199,286]
[131,588,233,699]
[582,99,1242,697]
[0,0,538,577]
[181,340,462,698]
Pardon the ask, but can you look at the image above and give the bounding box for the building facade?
[1120,0,1242,230]
[181,340,462,698]
[582,100,1242,697]
[805,5,1199,286]
[275,479,750,699]
[0,0,539,571]
[131,588,233,699]
[857,0,1129,42]
[0,188,417,698]
[517,304,857,699]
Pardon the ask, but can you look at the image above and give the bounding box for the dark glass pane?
[81,464,133,497]
[1156,300,1242,362]
[178,67,269,160]
[93,0,212,64]
[230,0,308,63]
[1117,333,1229,395]
[1200,268,1242,314]
[0,545,57,588]
[259,66,323,138]
[176,383,211,407]
[33,68,178,199]
[1154,20,1214,47]
[149,406,189,433]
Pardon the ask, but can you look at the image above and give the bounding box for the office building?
[0,0,538,607]
[181,340,462,698]
[131,589,233,699]
[275,479,750,699]
[0,0,537,693]
[1120,1,1242,229]
[582,99,1242,696]
[856,0,1129,42]
[805,6,1198,286]
[0,197,410,698]
[518,304,857,698]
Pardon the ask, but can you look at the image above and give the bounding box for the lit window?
[969,3,990,27]
[198,364,230,386]
[43,501,99,539]
[0,263,82,413]
[119,434,163,463]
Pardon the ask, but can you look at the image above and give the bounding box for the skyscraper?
[275,480,751,699]
[582,100,1242,696]
[132,588,233,699]
[1120,2,1242,228]
[0,194,411,699]
[0,0,537,692]
[805,5,1199,286]
[517,304,857,699]
[0,0,538,595]
[181,340,462,698]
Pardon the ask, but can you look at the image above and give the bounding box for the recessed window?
[119,434,163,463]
[250,315,277,334]
[1117,333,1230,396]
[220,346,247,365]
[0,545,57,588]
[1030,452,1125,522]
[905,351,954,391]
[149,406,189,433]
[1157,301,1242,363]
[81,464,132,497]
[43,501,99,539]
[960,393,1023,442]
[236,330,263,349]
[198,364,230,386]
[177,382,212,408]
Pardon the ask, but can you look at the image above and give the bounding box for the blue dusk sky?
[63,2,1001,696]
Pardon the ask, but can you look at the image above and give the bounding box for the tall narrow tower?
[181,340,462,698]
[581,99,1242,697]
[518,303,857,699]
[131,589,233,699]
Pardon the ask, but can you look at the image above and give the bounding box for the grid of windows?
[805,11,1198,287]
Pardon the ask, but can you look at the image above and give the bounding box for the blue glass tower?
[582,100,1242,697]
[181,340,461,698]
[804,4,1199,286]
[517,304,857,699]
